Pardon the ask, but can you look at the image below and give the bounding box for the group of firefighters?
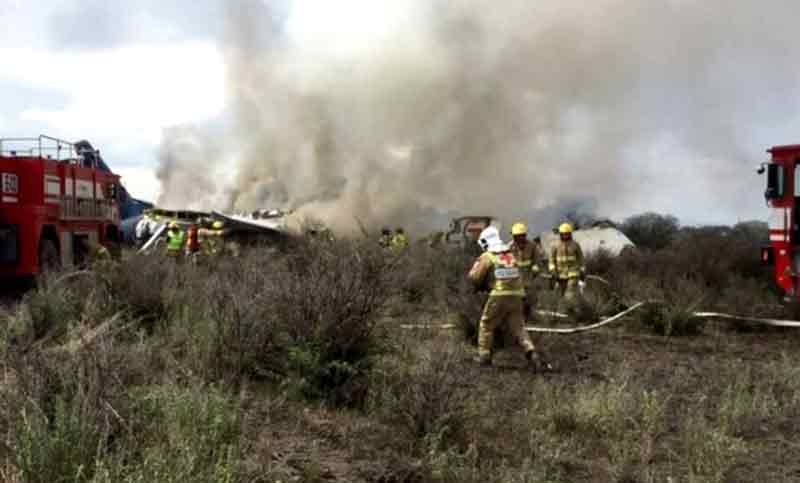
[163,219,230,261]
[379,227,409,251]
[89,213,581,371]
[468,222,585,369]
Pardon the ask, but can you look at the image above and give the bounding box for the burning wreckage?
[131,208,298,256]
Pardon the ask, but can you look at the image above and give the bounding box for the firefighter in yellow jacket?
[165,222,185,261]
[549,223,586,301]
[202,220,225,257]
[391,227,408,251]
[508,222,541,321]
[468,226,543,368]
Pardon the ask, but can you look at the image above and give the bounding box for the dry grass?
[0,220,798,482]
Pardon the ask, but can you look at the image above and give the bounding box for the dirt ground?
[239,321,800,482]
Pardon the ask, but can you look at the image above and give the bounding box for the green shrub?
[100,253,178,329]
[158,238,399,406]
[15,280,83,344]
[13,396,105,483]
[91,385,241,483]
[374,343,471,444]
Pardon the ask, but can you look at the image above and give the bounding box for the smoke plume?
[156,0,800,233]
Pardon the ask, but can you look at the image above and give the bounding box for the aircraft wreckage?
[128,207,301,254]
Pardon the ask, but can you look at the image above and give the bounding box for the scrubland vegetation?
[2,213,800,482]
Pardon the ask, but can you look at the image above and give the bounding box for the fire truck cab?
[759,144,800,298]
[0,135,122,277]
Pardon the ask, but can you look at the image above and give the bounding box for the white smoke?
[156,0,800,232]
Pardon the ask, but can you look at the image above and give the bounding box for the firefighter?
[77,238,111,269]
[508,222,542,321]
[548,223,586,302]
[468,226,545,369]
[185,224,200,262]
[379,227,392,248]
[93,242,111,261]
[202,220,225,257]
[165,222,185,261]
[391,227,408,251]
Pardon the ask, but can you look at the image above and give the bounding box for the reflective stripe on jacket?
[166,229,185,252]
[510,241,541,289]
[391,234,408,250]
[549,240,585,280]
[468,251,526,297]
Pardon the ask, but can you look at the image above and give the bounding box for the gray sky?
[1,0,797,227]
[0,0,224,199]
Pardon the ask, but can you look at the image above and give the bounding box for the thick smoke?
[157,0,800,233]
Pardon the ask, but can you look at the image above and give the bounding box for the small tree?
[621,213,680,251]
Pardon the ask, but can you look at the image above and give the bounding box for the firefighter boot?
[525,350,554,373]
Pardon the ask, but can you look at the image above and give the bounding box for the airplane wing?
[211,211,288,234]
[138,223,167,253]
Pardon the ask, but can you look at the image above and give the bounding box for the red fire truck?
[759,143,800,298]
[0,135,122,277]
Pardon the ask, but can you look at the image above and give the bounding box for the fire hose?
[399,277,800,333]
[400,302,800,333]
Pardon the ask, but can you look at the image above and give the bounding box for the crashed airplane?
[128,207,296,254]
[539,220,635,257]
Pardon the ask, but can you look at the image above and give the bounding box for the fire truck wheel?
[38,239,60,273]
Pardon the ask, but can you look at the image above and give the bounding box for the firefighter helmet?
[511,222,527,236]
[478,226,506,253]
[558,223,573,234]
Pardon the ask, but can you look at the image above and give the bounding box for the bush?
[621,212,680,251]
[92,385,242,483]
[16,283,82,344]
[13,396,106,483]
[5,331,130,482]
[147,238,397,406]
[99,253,179,330]
[637,299,705,337]
[272,238,398,406]
[373,342,472,445]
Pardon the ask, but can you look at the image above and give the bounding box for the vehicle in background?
[0,135,123,276]
[758,144,800,299]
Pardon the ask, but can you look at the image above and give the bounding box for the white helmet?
[478,226,507,253]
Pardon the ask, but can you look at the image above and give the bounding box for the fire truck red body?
[0,135,122,277]
[760,144,800,298]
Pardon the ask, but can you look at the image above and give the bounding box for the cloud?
[46,0,222,49]
[114,165,160,202]
[0,41,225,144]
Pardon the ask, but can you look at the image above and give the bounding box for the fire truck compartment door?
[0,225,18,264]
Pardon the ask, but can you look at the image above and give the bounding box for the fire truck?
[0,135,122,277]
[759,143,800,298]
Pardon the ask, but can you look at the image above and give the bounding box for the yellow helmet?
[511,222,527,236]
[212,221,224,230]
[558,223,573,234]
